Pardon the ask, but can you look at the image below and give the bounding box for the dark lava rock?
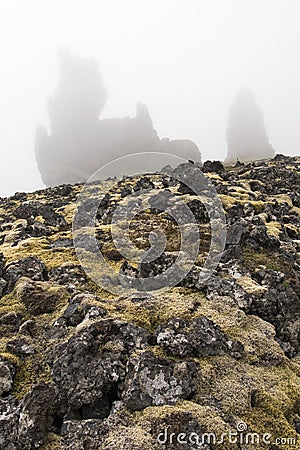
[133,177,155,192]
[48,319,150,417]
[60,418,106,449]
[48,263,87,288]
[186,198,209,223]
[62,301,82,326]
[177,182,195,195]
[244,224,280,250]
[203,275,253,311]
[202,160,225,174]
[49,329,123,416]
[120,185,133,197]
[30,220,52,237]
[60,402,139,450]
[226,222,247,246]
[155,317,244,359]
[72,293,107,318]
[121,351,198,410]
[0,357,15,395]
[3,256,46,294]
[220,244,245,265]
[0,252,5,278]
[14,201,67,227]
[250,269,300,356]
[139,252,176,278]
[226,204,245,222]
[0,382,55,450]
[0,311,20,328]
[119,261,139,278]
[148,190,173,210]
[59,292,107,327]
[6,338,35,358]
[0,278,7,298]
[216,183,229,195]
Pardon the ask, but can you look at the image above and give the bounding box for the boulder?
[3,256,46,294]
[121,351,198,410]
[155,316,244,359]
[0,382,55,449]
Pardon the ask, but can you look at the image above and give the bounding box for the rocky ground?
[0,154,300,449]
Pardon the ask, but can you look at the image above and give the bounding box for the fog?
[0,0,300,196]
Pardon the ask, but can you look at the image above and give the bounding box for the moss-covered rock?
[0,156,300,449]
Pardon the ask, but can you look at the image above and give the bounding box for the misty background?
[0,0,300,196]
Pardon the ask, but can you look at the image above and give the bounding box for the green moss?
[15,279,69,316]
[0,292,30,346]
[0,291,28,317]
[245,386,299,450]
[39,433,62,450]
[243,247,282,272]
[282,280,290,290]
[12,356,52,400]
[194,356,300,449]
[0,303,27,317]
[243,247,298,289]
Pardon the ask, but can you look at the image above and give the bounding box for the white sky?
[0,0,300,196]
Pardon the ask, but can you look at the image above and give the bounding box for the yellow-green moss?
[250,200,265,214]
[12,356,52,399]
[115,288,203,331]
[1,237,78,270]
[219,194,237,210]
[40,433,62,450]
[0,300,27,318]
[0,352,20,366]
[230,191,249,201]
[195,356,300,449]
[218,195,265,214]
[243,247,282,272]
[138,401,236,450]
[236,276,267,297]
[266,221,282,238]
[101,425,155,450]
[273,194,293,207]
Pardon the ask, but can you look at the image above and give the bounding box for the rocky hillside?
[0,154,300,449]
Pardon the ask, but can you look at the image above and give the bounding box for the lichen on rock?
[0,155,299,448]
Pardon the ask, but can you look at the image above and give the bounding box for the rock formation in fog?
[35,49,201,186]
[225,89,275,165]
